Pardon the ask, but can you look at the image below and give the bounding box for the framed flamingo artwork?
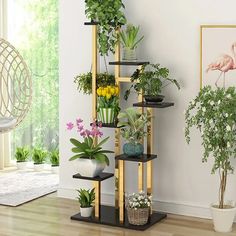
[200,25,236,88]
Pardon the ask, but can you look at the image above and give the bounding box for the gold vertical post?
[92,25,97,120]
[93,181,101,218]
[118,160,124,222]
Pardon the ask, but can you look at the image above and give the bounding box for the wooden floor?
[0,194,235,236]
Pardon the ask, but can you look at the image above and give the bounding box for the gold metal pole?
[93,181,101,218]
[92,25,97,120]
[118,160,125,222]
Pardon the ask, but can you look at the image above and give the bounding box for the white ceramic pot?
[77,159,106,177]
[211,201,236,233]
[51,165,59,174]
[34,163,44,172]
[80,206,93,217]
[16,161,28,170]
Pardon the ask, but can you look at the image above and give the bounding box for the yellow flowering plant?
[97,85,120,116]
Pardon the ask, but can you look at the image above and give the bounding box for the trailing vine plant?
[85,0,126,55]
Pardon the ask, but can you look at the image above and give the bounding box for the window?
[6,0,59,161]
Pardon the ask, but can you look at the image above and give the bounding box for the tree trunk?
[219,169,227,209]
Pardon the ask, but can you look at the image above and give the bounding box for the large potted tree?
[185,86,236,233]
[67,118,113,177]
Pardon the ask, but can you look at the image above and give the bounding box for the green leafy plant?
[117,107,149,143]
[32,148,48,164]
[77,188,95,208]
[125,64,180,100]
[15,147,30,162]
[119,24,144,49]
[85,0,126,55]
[185,86,236,209]
[74,72,115,95]
[50,149,59,166]
[67,119,113,165]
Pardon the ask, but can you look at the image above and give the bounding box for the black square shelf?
[71,205,167,231]
[73,172,114,182]
[84,21,99,25]
[133,102,174,108]
[109,61,149,66]
[116,154,157,163]
[90,121,119,129]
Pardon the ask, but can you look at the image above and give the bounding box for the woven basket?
[127,207,149,225]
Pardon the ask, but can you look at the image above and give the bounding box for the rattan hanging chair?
[0,38,32,133]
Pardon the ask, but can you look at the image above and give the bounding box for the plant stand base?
[71,205,167,231]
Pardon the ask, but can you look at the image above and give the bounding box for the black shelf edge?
[73,172,114,182]
[116,154,157,163]
[90,122,119,128]
[109,61,149,66]
[84,21,99,25]
[71,205,167,231]
[133,102,174,108]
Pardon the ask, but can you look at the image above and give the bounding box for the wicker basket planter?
[127,207,149,225]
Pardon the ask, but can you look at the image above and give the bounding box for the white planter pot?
[211,201,236,233]
[51,165,59,174]
[34,163,45,172]
[80,206,93,217]
[16,161,28,170]
[77,159,106,177]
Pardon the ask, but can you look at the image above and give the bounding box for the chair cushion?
[0,117,17,131]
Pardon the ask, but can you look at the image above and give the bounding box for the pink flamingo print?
[206,42,236,87]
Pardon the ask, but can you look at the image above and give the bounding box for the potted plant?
[125,63,180,103]
[119,23,144,61]
[15,146,30,170]
[97,85,120,124]
[85,0,126,55]
[77,188,95,217]
[117,107,149,157]
[50,149,59,174]
[126,191,152,225]
[32,148,48,171]
[67,118,114,177]
[74,72,115,95]
[185,86,236,233]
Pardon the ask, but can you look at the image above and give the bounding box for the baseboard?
[57,188,218,221]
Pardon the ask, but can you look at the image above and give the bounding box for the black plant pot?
[144,95,165,104]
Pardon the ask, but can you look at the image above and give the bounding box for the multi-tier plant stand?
[71,22,174,231]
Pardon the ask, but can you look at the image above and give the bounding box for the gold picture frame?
[200,25,236,88]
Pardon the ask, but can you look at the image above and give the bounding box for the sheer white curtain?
[0,0,11,169]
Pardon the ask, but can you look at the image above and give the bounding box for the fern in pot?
[117,107,149,157]
[185,86,236,233]
[67,118,113,177]
[32,148,48,171]
[15,146,30,170]
[119,24,144,61]
[77,188,95,217]
[50,149,59,174]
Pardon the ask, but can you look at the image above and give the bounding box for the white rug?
[0,170,59,206]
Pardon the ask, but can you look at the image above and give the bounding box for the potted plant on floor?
[126,191,152,225]
[119,23,144,61]
[117,107,149,157]
[32,148,48,171]
[97,85,120,124]
[15,146,30,170]
[67,118,113,177]
[77,188,95,217]
[74,72,115,95]
[50,149,59,174]
[185,86,236,233]
[125,63,180,103]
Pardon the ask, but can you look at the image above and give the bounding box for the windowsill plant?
[185,85,236,233]
[15,146,30,170]
[32,148,48,171]
[117,107,149,157]
[50,149,59,174]
[119,24,144,61]
[77,188,95,217]
[125,63,180,103]
[97,85,120,124]
[126,191,152,225]
[67,118,113,177]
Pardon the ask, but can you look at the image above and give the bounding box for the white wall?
[59,0,236,219]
